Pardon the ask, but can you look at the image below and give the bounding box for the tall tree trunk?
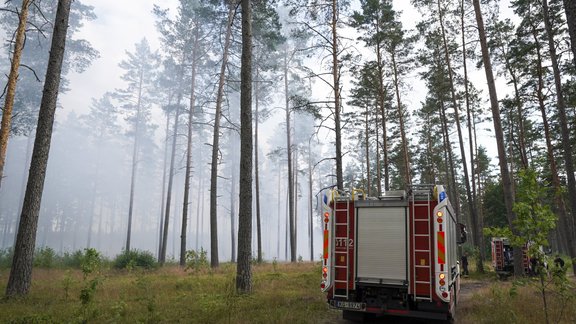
[364,104,371,195]
[461,0,482,259]
[210,3,235,268]
[0,0,32,189]
[5,0,71,297]
[236,0,253,293]
[331,0,344,190]
[13,132,34,247]
[562,0,576,67]
[86,142,102,249]
[254,69,262,263]
[391,54,411,187]
[375,33,388,193]
[180,28,200,267]
[308,138,314,261]
[160,68,184,264]
[294,152,299,258]
[126,67,146,253]
[543,0,576,274]
[438,0,482,271]
[283,46,296,262]
[439,100,460,218]
[473,0,522,276]
[158,110,171,259]
[195,168,203,250]
[230,161,237,262]
[277,165,281,258]
[375,117,382,195]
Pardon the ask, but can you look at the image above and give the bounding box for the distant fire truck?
[491,237,530,278]
[320,185,467,322]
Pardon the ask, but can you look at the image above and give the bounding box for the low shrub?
[0,248,13,269]
[34,247,56,268]
[61,250,84,268]
[113,250,157,270]
[185,248,208,272]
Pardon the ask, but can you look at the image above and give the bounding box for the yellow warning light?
[436,211,444,217]
[323,266,327,273]
[439,273,445,280]
[324,212,330,218]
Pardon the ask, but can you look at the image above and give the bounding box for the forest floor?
[0,262,574,323]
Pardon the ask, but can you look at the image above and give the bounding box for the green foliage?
[485,169,572,324]
[61,250,85,268]
[61,270,75,300]
[34,247,57,268]
[482,181,508,228]
[80,248,102,279]
[185,248,209,272]
[76,249,104,322]
[80,277,101,305]
[0,248,13,269]
[133,274,158,321]
[113,249,157,270]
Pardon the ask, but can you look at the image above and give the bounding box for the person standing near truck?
[461,253,469,276]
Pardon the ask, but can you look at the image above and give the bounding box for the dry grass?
[0,262,335,323]
[458,275,576,324]
[3,262,574,323]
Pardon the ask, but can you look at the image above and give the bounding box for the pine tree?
[5,0,72,297]
[115,38,159,252]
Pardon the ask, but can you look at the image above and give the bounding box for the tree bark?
[236,0,253,294]
[543,0,576,275]
[438,0,482,271]
[391,53,411,187]
[562,0,576,67]
[180,26,200,267]
[210,3,235,268]
[160,67,184,264]
[125,67,145,253]
[158,109,171,259]
[5,0,71,297]
[0,0,32,189]
[283,45,296,262]
[331,0,344,190]
[254,69,263,263]
[472,0,522,276]
[308,138,314,261]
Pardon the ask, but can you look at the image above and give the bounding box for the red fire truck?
[491,237,530,278]
[320,185,467,322]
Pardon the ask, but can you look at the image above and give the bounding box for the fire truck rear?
[320,185,466,322]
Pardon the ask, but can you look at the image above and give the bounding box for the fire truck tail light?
[439,279,446,286]
[439,273,445,279]
[442,292,448,298]
[324,212,329,218]
[436,211,443,217]
[320,282,326,289]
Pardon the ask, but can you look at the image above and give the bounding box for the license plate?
[330,300,366,311]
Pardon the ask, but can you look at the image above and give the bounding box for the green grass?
[0,262,337,323]
[3,259,573,323]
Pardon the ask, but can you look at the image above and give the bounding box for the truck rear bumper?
[329,298,450,321]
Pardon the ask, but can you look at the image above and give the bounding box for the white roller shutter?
[356,207,407,284]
